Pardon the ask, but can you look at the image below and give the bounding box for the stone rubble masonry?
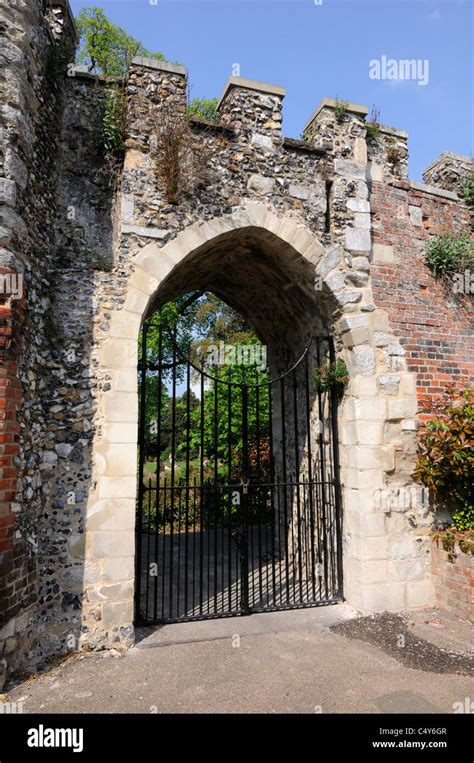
[0,0,78,689]
[367,123,409,183]
[423,152,473,197]
[0,2,473,690]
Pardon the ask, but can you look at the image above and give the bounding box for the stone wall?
[0,0,77,688]
[0,15,472,688]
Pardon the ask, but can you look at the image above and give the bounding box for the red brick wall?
[370,179,473,407]
[431,542,474,622]
[0,272,34,632]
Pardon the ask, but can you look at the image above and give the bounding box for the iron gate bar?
[135,314,343,625]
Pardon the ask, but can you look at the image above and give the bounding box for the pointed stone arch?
[82,202,428,646]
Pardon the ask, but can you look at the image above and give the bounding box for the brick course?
[431,543,473,621]
[371,180,473,405]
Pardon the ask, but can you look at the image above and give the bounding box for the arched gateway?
[5,17,471,683]
[88,205,426,639]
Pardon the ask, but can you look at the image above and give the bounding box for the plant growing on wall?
[365,105,381,141]
[102,85,128,158]
[313,358,349,397]
[424,231,473,278]
[386,140,401,167]
[152,104,213,204]
[75,8,168,167]
[186,97,219,122]
[334,97,349,123]
[413,386,474,532]
[46,36,76,82]
[459,173,474,230]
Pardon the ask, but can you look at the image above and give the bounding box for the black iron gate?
[135,317,343,624]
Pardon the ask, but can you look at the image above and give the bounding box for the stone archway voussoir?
[109,310,142,340]
[129,266,160,296]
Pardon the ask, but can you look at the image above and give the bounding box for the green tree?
[190,293,256,366]
[140,294,268,482]
[162,390,201,460]
[189,352,270,479]
[75,7,166,76]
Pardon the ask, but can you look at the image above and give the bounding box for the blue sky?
[69,0,472,180]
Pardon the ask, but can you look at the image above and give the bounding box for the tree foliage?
[139,294,269,481]
[75,7,166,76]
[189,347,270,475]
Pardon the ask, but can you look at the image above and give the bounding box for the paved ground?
[5,604,474,714]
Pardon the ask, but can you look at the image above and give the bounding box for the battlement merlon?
[217,76,286,139]
[423,152,473,196]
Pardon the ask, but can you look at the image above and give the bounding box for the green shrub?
[102,85,127,157]
[413,386,474,531]
[186,97,219,122]
[313,358,349,395]
[424,232,473,278]
[365,121,380,141]
[334,98,348,123]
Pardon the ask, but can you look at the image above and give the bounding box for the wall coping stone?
[282,137,330,155]
[189,116,235,137]
[218,77,286,109]
[303,97,368,132]
[377,123,408,139]
[68,66,114,83]
[131,57,187,76]
[410,181,459,201]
